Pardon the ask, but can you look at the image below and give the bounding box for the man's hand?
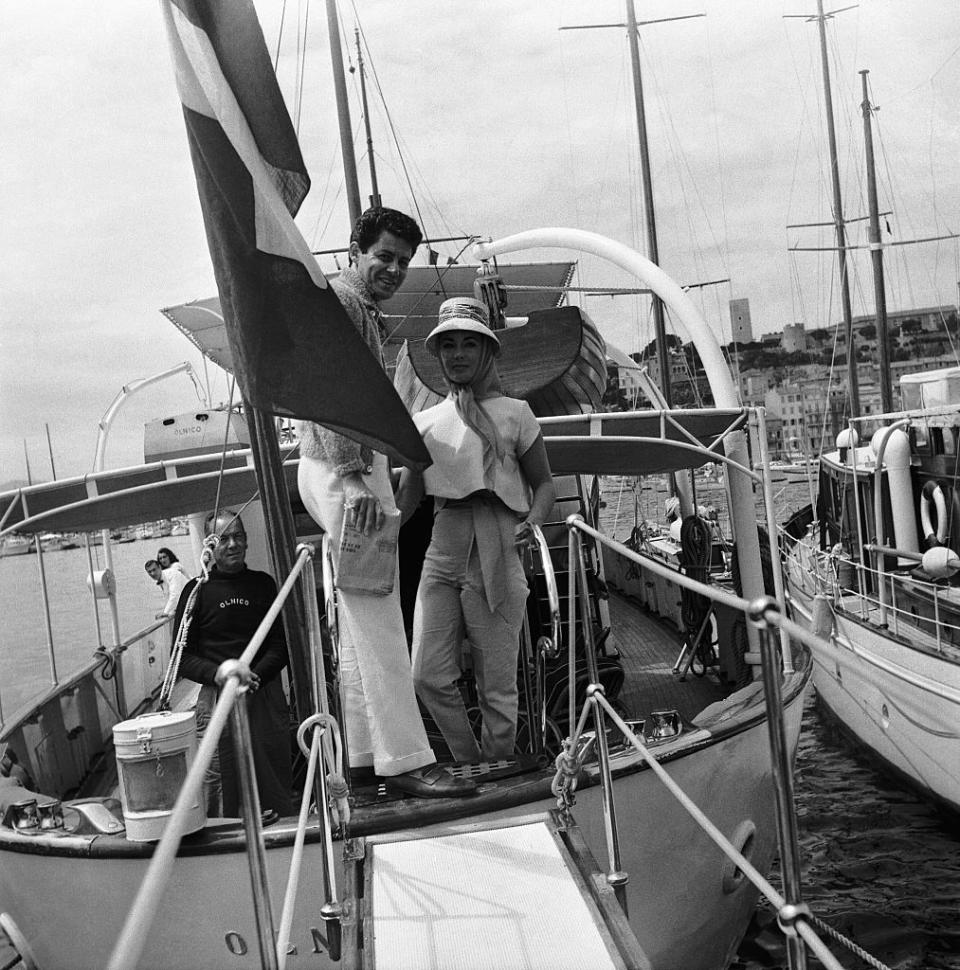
[214,659,260,694]
[343,472,385,535]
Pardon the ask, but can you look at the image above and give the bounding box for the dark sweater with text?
[173,567,288,687]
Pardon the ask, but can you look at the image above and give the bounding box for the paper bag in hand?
[337,509,401,595]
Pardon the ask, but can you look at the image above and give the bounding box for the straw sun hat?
[424,297,501,357]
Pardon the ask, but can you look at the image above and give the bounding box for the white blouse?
[414,396,541,514]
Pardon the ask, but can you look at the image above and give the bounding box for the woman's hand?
[515,519,538,549]
[343,472,384,535]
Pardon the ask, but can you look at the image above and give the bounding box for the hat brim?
[424,318,502,357]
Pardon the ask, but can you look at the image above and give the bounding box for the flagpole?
[244,400,313,726]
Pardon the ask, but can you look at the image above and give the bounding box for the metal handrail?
[529,524,562,658]
[561,514,846,970]
[527,524,562,751]
[574,686,846,970]
[786,526,960,655]
[106,544,315,970]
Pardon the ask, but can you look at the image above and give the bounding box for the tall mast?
[23,440,33,486]
[814,0,860,417]
[325,0,362,226]
[354,29,382,208]
[560,6,703,408]
[624,0,671,407]
[45,423,57,481]
[860,69,892,413]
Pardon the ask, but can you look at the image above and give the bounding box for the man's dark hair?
[144,559,159,569]
[204,509,244,536]
[350,206,423,253]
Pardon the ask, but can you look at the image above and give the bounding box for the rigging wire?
[348,4,441,258]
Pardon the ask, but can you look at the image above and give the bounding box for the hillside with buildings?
[606,298,960,461]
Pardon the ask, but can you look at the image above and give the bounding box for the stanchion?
[750,597,807,970]
[231,686,280,970]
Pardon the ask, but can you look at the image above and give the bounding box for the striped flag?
[160,0,430,469]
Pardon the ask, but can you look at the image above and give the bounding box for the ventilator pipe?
[871,424,918,558]
[474,228,766,650]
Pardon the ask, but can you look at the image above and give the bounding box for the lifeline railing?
[784,525,960,656]
[103,515,884,970]
[560,514,890,970]
[105,539,346,970]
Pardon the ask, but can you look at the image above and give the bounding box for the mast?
[814,0,860,417]
[624,0,671,408]
[560,7,704,408]
[325,0,362,225]
[860,69,892,413]
[44,423,57,481]
[354,28,382,208]
[23,440,33,486]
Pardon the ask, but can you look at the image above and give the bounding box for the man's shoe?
[384,764,477,798]
[260,809,279,827]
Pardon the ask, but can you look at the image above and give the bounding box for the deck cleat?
[643,710,682,742]
[37,799,64,831]
[4,799,40,834]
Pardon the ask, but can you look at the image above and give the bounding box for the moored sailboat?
[780,16,960,814]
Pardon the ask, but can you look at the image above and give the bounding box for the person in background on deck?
[154,549,190,620]
[172,511,292,820]
[397,297,556,763]
[144,558,165,591]
[296,206,475,799]
[157,547,189,580]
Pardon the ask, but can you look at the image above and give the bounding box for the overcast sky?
[2,0,958,485]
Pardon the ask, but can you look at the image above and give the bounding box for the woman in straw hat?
[397,297,556,762]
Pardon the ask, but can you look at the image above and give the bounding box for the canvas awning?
[539,408,750,476]
[0,453,295,537]
[0,408,752,536]
[162,262,576,373]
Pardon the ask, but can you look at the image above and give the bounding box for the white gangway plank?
[340,812,651,970]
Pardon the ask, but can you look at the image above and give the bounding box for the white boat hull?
[786,550,960,813]
[0,670,807,970]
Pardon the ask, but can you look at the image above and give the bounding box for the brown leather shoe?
[384,764,477,798]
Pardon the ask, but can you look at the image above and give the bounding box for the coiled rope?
[157,533,219,711]
[296,713,350,829]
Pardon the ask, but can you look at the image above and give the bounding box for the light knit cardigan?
[297,266,385,476]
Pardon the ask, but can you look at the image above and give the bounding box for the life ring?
[920,480,948,547]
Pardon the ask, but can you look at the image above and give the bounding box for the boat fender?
[919,480,948,548]
[811,595,834,640]
[921,545,960,580]
[86,567,116,599]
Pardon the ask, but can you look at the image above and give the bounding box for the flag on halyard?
[159,0,430,470]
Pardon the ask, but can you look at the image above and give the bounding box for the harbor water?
[1,481,958,969]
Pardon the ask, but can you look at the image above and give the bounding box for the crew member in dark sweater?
[173,511,293,819]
